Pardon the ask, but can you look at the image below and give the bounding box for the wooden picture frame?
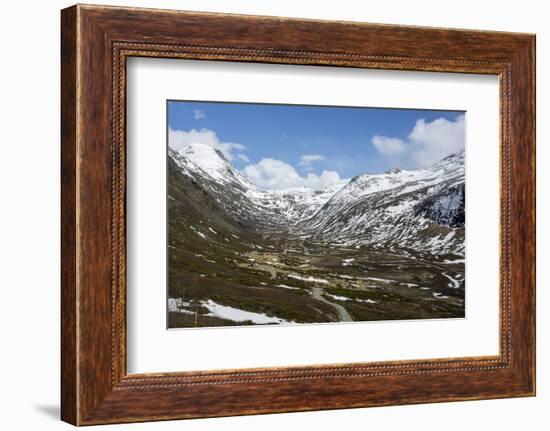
[61,4,535,425]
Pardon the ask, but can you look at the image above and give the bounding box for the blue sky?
[168,100,465,190]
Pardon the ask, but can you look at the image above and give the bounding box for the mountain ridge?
[167,142,466,328]
[170,142,464,256]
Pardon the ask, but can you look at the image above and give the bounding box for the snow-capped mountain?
[297,150,465,255]
[170,143,346,231]
[169,143,465,256]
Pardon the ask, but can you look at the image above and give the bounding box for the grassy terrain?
[167,158,465,328]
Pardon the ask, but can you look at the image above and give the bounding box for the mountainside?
[298,150,465,256]
[170,143,347,233]
[170,143,465,256]
[167,143,465,328]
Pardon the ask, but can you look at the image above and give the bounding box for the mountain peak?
[177,143,232,181]
[385,168,403,175]
[179,142,228,161]
[438,148,465,163]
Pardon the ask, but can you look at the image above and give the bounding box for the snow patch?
[366,277,392,284]
[201,299,291,324]
[443,258,465,264]
[442,272,461,289]
[278,284,300,290]
[288,274,329,284]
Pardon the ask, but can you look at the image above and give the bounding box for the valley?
[167,143,466,328]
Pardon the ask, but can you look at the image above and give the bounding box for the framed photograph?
[165,100,466,329]
[61,4,535,425]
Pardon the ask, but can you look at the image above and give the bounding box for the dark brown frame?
[61,4,536,426]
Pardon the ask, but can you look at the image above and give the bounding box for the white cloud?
[236,153,250,163]
[371,136,406,156]
[408,115,465,166]
[304,170,342,190]
[371,114,465,168]
[298,154,325,170]
[168,128,245,161]
[243,158,342,190]
[193,109,205,120]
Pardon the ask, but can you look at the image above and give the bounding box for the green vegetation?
[167,158,465,329]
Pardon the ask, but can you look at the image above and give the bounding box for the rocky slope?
[297,150,465,255]
[170,143,465,256]
[167,144,466,327]
[170,143,347,233]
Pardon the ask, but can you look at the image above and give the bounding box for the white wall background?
[0,0,546,429]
